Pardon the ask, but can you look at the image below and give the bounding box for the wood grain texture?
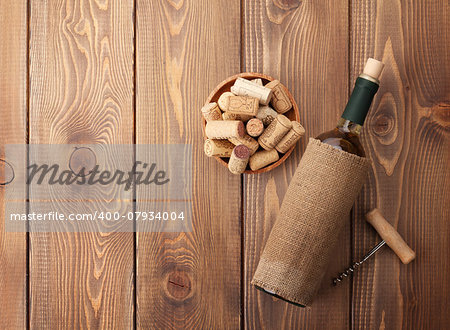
[0,1,27,329]
[29,0,134,328]
[242,0,351,328]
[135,0,241,328]
[0,1,447,328]
[351,0,450,328]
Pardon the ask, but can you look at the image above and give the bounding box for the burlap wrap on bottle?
[252,138,370,306]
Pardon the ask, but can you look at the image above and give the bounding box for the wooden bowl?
[202,73,300,174]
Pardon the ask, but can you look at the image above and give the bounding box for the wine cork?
[251,78,263,86]
[201,102,222,122]
[246,118,264,137]
[363,58,384,80]
[265,80,292,114]
[231,78,272,105]
[222,112,253,122]
[205,120,244,139]
[227,96,259,116]
[218,91,235,111]
[249,149,279,171]
[228,144,250,175]
[256,105,278,126]
[204,139,235,157]
[229,134,259,155]
[258,114,292,150]
[275,121,305,153]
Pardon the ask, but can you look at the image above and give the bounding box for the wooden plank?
[135,0,241,328]
[29,0,134,328]
[0,1,27,329]
[351,0,450,328]
[243,0,350,328]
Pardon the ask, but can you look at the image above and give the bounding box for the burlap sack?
[252,138,370,306]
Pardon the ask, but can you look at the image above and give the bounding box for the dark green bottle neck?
[341,75,380,126]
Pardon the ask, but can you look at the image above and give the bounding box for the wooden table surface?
[0,0,448,329]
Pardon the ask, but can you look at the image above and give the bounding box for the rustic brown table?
[0,0,448,328]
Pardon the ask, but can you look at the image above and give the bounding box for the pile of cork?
[203,77,305,174]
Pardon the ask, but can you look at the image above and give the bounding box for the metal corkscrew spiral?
[333,261,361,285]
[333,240,386,285]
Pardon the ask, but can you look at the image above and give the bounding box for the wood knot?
[166,270,191,300]
[0,159,15,185]
[429,103,450,128]
[69,147,97,177]
[273,0,301,10]
[372,114,394,137]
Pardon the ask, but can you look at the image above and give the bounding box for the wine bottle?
[316,58,384,157]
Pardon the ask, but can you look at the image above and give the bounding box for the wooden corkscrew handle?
[366,208,416,264]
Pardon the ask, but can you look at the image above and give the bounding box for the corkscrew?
[333,209,416,286]
[333,240,386,285]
